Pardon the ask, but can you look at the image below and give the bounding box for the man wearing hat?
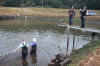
[30,38,37,55]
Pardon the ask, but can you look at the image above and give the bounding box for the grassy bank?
[0,7,100,19]
[67,40,100,66]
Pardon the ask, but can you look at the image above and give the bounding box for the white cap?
[33,38,36,42]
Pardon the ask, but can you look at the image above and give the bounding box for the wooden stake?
[67,25,70,55]
[73,29,75,51]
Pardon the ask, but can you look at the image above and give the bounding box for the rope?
[0,49,20,57]
[74,29,80,49]
[74,35,80,49]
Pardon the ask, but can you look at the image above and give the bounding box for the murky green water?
[0,18,98,66]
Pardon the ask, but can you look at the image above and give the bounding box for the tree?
[0,0,99,9]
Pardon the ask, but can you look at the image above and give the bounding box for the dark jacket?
[80,10,87,18]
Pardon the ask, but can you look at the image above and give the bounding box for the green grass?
[67,40,100,66]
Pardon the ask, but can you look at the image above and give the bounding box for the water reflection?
[22,60,28,66]
[22,52,37,66]
[31,55,37,64]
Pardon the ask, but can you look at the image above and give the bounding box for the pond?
[0,18,96,66]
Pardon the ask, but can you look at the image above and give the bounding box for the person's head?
[22,39,25,42]
[22,39,27,44]
[83,6,87,10]
[33,38,36,43]
[72,6,74,9]
[80,9,82,11]
[80,7,82,10]
[71,6,74,10]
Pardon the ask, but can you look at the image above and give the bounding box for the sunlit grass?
[0,7,100,18]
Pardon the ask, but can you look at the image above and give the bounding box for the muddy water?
[0,19,90,66]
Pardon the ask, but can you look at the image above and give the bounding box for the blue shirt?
[30,42,36,46]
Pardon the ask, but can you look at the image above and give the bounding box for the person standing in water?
[80,6,87,28]
[15,39,28,62]
[30,38,37,56]
[68,6,75,25]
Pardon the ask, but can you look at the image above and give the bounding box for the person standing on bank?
[68,6,75,25]
[80,6,87,28]
[30,38,37,56]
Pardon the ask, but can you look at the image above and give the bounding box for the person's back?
[80,9,87,18]
[80,6,87,28]
[12,39,28,63]
[30,38,37,55]
[31,44,37,51]
[18,40,28,61]
[22,43,28,57]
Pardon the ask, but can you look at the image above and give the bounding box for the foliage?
[0,0,100,9]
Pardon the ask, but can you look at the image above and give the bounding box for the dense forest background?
[0,0,100,10]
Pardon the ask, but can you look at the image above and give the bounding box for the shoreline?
[0,15,100,21]
[68,40,100,66]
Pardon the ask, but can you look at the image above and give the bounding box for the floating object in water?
[48,53,71,66]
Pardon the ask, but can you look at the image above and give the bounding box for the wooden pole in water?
[67,25,70,55]
[73,29,75,51]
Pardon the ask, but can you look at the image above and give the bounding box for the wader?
[30,44,37,55]
[22,44,28,60]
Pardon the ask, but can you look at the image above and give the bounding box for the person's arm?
[80,10,83,17]
[30,43,32,50]
[12,43,22,52]
[30,46,32,50]
[68,10,71,15]
[26,42,29,47]
[85,10,87,16]
[18,43,23,49]
[74,10,75,16]
[80,10,82,14]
